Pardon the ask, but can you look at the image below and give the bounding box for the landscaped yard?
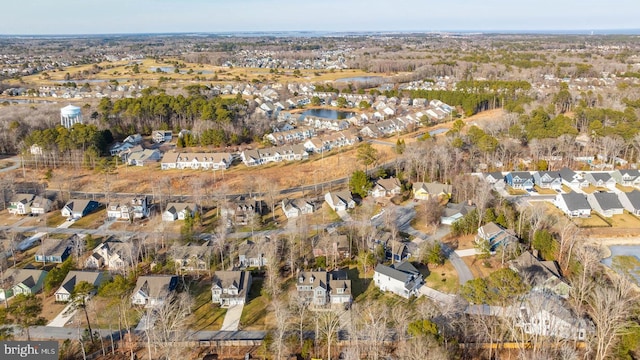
[423,260,459,294]
[506,186,528,195]
[187,277,227,331]
[239,278,271,330]
[616,184,636,193]
[70,207,106,229]
[533,185,557,195]
[45,212,67,227]
[462,255,504,279]
[573,215,610,228]
[610,213,640,228]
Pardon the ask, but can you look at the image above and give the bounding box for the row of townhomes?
[240,144,309,167]
[161,152,233,170]
[483,168,640,219]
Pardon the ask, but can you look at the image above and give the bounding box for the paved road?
[0,156,20,173]
[220,304,243,331]
[375,202,475,285]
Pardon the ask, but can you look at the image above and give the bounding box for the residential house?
[281,198,316,219]
[237,237,269,268]
[55,271,104,302]
[441,202,476,225]
[9,193,35,215]
[483,172,505,185]
[612,169,640,187]
[373,261,423,299]
[510,251,571,298]
[127,149,162,166]
[35,238,72,264]
[162,202,197,222]
[312,234,350,260]
[371,177,402,198]
[30,196,53,215]
[221,196,263,226]
[555,193,591,218]
[324,191,355,212]
[584,172,617,189]
[505,172,534,190]
[476,222,518,251]
[533,171,563,190]
[153,130,172,143]
[131,275,179,307]
[515,292,591,341]
[0,269,47,301]
[412,182,452,200]
[296,270,352,306]
[559,167,589,189]
[618,190,640,215]
[61,199,100,219]
[171,242,213,273]
[211,271,252,307]
[84,239,134,272]
[240,145,309,167]
[587,192,624,218]
[107,196,150,220]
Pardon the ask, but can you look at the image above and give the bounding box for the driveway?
[419,285,456,306]
[220,304,243,331]
[47,302,77,327]
[455,248,479,257]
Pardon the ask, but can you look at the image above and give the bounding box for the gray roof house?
[30,196,53,215]
[162,202,197,222]
[373,261,423,299]
[554,193,591,218]
[558,168,589,189]
[587,192,624,218]
[612,169,640,187]
[325,191,355,212]
[55,270,104,302]
[296,270,352,307]
[281,198,316,219]
[441,202,476,225]
[533,171,563,189]
[505,172,534,190]
[510,252,571,298]
[371,177,402,198]
[583,172,616,189]
[237,237,269,268]
[8,193,35,215]
[61,199,100,219]
[131,275,178,308]
[618,190,640,216]
[484,172,504,184]
[476,222,518,251]
[211,271,252,307]
[0,268,48,301]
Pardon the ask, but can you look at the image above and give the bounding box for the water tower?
[60,104,83,128]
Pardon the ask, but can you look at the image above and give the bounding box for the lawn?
[69,207,106,229]
[610,212,640,228]
[506,186,527,195]
[346,266,372,302]
[462,255,504,279]
[573,214,610,228]
[423,261,459,294]
[533,185,557,195]
[45,212,67,227]
[239,278,270,330]
[616,184,636,193]
[187,277,227,331]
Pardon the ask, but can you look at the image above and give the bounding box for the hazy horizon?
[2,0,640,36]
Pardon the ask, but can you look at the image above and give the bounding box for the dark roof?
[592,192,623,210]
[509,171,532,180]
[590,172,612,182]
[621,189,640,209]
[560,192,590,211]
[375,261,420,283]
[558,167,577,182]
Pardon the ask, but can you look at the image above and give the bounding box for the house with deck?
[296,270,352,307]
[587,192,624,218]
[555,192,591,218]
[373,261,423,299]
[211,271,252,307]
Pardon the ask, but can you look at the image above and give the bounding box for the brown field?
[424,260,459,293]
[610,212,640,228]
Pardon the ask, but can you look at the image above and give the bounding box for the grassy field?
[610,212,640,228]
[45,212,67,227]
[187,278,227,331]
[423,260,459,294]
[506,186,528,195]
[533,185,557,195]
[239,278,270,330]
[616,184,636,192]
[573,215,610,228]
[70,207,107,229]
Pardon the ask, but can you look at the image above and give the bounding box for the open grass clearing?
[239,278,270,330]
[506,186,527,195]
[423,260,459,294]
[187,276,227,331]
[69,207,107,229]
[610,212,640,228]
[533,185,557,195]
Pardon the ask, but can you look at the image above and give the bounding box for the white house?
[587,192,624,218]
[30,196,52,215]
[55,271,104,302]
[371,177,402,198]
[211,271,252,307]
[618,190,640,216]
[554,193,591,218]
[84,239,133,272]
[131,275,178,308]
[162,202,197,222]
[584,172,617,189]
[107,196,150,220]
[373,261,423,299]
[281,198,316,219]
[324,191,355,212]
[8,194,35,215]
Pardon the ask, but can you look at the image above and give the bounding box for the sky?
[1,0,639,35]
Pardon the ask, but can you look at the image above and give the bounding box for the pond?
[335,76,384,84]
[299,108,354,120]
[602,245,640,284]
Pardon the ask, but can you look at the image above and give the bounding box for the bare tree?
[589,276,639,360]
[143,292,193,360]
[270,299,291,360]
[316,309,344,360]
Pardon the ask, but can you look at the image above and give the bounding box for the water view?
[299,108,354,120]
